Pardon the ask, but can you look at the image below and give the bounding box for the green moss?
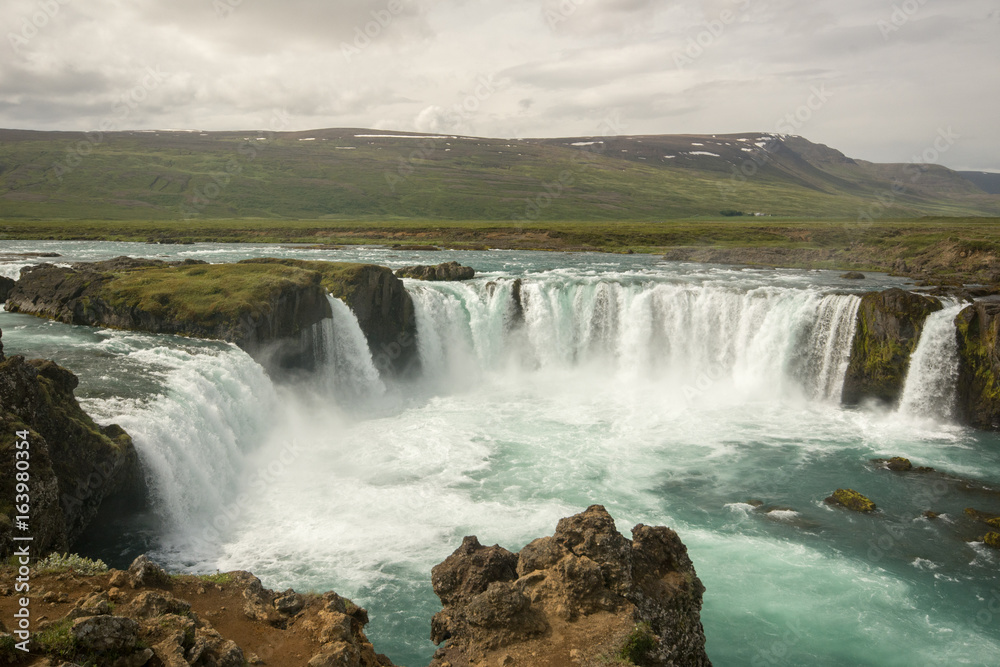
[99,262,323,325]
[985,532,1000,549]
[829,489,877,512]
[617,622,657,666]
[237,258,371,299]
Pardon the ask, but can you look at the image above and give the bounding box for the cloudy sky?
[2,0,998,170]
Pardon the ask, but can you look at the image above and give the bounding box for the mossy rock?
[842,288,942,405]
[826,489,877,513]
[955,302,1000,430]
[984,532,1000,549]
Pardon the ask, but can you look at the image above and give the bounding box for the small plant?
[34,553,108,576]
[618,622,657,665]
[197,571,232,585]
[33,619,76,659]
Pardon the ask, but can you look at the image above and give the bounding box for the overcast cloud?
[1,0,997,169]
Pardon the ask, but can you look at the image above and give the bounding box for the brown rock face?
[429,505,711,667]
[841,288,942,406]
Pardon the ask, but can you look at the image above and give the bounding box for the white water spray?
[898,303,964,420]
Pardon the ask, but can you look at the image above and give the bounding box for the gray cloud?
[0,0,997,169]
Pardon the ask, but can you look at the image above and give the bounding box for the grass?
[100,262,324,324]
[1,129,997,223]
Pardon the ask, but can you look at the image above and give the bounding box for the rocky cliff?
[429,505,711,667]
[841,288,942,405]
[955,300,1000,430]
[240,259,418,375]
[5,257,419,376]
[0,329,145,560]
[5,257,332,372]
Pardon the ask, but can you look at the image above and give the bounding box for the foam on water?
[3,252,998,667]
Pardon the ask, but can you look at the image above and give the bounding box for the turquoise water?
[2,241,999,666]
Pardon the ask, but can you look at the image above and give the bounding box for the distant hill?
[958,171,1000,195]
[1,128,998,221]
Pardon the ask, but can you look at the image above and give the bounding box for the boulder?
[127,555,171,589]
[955,301,1000,430]
[71,615,140,653]
[825,489,877,513]
[395,261,475,281]
[429,505,711,666]
[840,272,866,280]
[842,288,942,405]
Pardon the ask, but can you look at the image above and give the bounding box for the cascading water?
[4,244,997,667]
[409,276,862,400]
[898,302,964,420]
[80,339,280,566]
[314,295,386,402]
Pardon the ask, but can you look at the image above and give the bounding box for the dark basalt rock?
[0,276,15,303]
[429,505,711,666]
[395,261,475,281]
[842,288,942,406]
[841,272,866,280]
[0,336,146,560]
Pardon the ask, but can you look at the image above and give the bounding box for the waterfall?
[315,295,386,401]
[408,275,863,400]
[801,294,862,401]
[82,342,280,564]
[898,303,964,419]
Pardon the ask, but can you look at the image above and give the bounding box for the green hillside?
[1,128,997,222]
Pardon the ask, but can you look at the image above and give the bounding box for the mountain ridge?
[1,127,998,221]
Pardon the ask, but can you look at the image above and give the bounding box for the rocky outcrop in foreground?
[429,505,711,666]
[841,288,942,405]
[0,328,145,560]
[955,301,1000,430]
[0,555,394,667]
[0,507,709,666]
[395,262,475,281]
